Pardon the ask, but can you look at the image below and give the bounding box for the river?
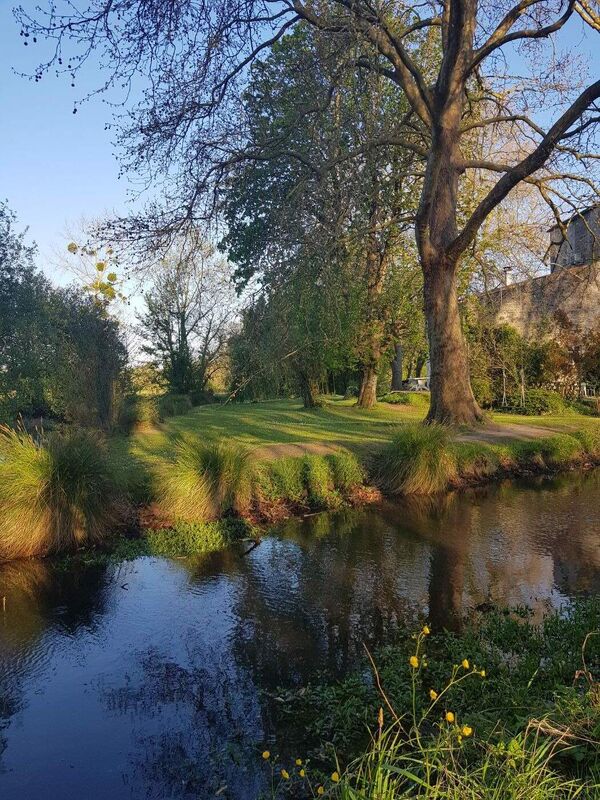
[1,471,599,799]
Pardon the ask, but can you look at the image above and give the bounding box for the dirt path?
[455,422,564,444]
[250,441,343,460]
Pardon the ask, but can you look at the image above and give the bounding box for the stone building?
[487,206,600,339]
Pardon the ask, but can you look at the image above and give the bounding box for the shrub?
[0,426,123,559]
[379,391,430,409]
[502,389,566,416]
[158,393,193,418]
[118,395,161,430]
[471,376,495,408]
[374,424,457,495]
[156,437,253,522]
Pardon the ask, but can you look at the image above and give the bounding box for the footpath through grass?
[123,395,600,465]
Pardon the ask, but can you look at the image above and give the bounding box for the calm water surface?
[1,471,599,799]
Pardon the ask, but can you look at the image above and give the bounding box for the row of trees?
[0,203,127,428]
[17,0,600,425]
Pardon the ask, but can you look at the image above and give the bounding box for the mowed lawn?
[121,396,600,465]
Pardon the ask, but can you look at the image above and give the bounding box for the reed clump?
[0,426,123,560]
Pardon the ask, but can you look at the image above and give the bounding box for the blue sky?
[1,3,598,285]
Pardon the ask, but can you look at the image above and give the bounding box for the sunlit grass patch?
[373,423,458,495]
[156,437,253,522]
[0,426,124,559]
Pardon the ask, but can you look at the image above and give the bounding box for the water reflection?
[0,470,598,799]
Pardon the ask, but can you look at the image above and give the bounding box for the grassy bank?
[263,600,600,798]
[2,397,600,560]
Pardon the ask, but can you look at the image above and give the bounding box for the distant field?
[120,396,600,464]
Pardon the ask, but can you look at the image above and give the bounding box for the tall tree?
[19,0,600,423]
[139,236,237,394]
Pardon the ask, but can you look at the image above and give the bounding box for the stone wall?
[548,207,600,271]
[485,263,600,338]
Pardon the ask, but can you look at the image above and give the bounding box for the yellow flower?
[458,734,463,743]
[409,655,419,669]
[299,768,306,778]
[331,771,340,783]
[461,725,473,737]
[461,659,470,669]
[281,769,290,780]
[262,750,270,760]
[295,758,302,766]
[480,669,486,678]
[422,625,430,635]
[96,261,106,272]
[317,787,325,796]
[67,242,78,254]
[446,711,455,723]
[429,689,438,701]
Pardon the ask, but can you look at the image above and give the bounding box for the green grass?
[268,600,600,798]
[0,426,124,560]
[156,437,253,521]
[109,518,253,559]
[373,424,458,495]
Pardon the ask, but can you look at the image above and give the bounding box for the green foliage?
[273,600,600,794]
[326,450,365,490]
[379,391,430,409]
[511,434,584,469]
[255,450,364,511]
[156,437,253,521]
[303,454,338,508]
[158,393,193,418]
[257,457,307,503]
[374,424,457,495]
[505,389,567,416]
[0,202,128,428]
[0,426,124,559]
[452,441,501,480]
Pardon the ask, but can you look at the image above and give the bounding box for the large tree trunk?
[423,262,483,425]
[357,364,378,408]
[297,370,320,408]
[391,344,403,390]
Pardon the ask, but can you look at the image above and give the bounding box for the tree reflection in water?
[0,470,598,799]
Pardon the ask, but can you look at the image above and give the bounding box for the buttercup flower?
[461,725,473,737]
[281,769,290,780]
[299,768,305,778]
[409,655,419,669]
[480,669,486,677]
[331,771,340,783]
[317,786,325,795]
[295,759,302,766]
[422,625,430,635]
[262,750,270,760]
[461,659,470,669]
[446,711,455,723]
[429,689,438,701]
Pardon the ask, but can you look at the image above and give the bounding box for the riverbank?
[2,398,600,561]
[1,473,599,798]
[265,598,600,798]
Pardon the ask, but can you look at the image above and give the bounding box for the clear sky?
[1,3,598,286]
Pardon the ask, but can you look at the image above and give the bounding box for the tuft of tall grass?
[374,424,457,495]
[0,426,123,560]
[512,434,584,469]
[327,450,365,490]
[156,437,253,522]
